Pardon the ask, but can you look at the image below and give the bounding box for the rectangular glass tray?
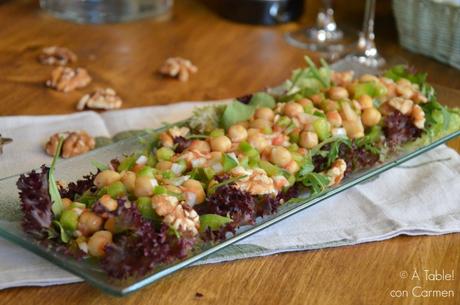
[0,90,458,297]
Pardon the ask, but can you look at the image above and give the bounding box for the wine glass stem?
[358,0,377,55]
[317,0,337,32]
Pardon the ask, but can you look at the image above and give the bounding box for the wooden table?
[1,1,459,304]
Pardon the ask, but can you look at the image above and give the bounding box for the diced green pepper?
[60,209,79,232]
[76,191,98,206]
[366,125,382,143]
[137,197,156,220]
[259,160,281,177]
[70,202,86,209]
[239,142,259,158]
[117,155,136,172]
[312,118,331,141]
[203,167,216,180]
[277,116,291,127]
[289,130,300,144]
[153,185,167,195]
[156,147,175,161]
[303,103,315,114]
[107,181,126,198]
[162,170,174,179]
[353,82,387,99]
[210,129,225,138]
[136,166,156,177]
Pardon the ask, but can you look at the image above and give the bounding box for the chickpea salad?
[17,58,460,279]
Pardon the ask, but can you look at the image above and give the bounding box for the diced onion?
[191,158,206,168]
[332,128,347,137]
[150,178,159,188]
[136,155,148,165]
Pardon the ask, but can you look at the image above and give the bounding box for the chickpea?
[411,104,425,129]
[328,86,349,101]
[270,146,292,167]
[361,107,382,127]
[120,171,136,192]
[284,102,304,117]
[296,98,313,108]
[165,184,182,194]
[238,121,250,129]
[340,102,359,122]
[397,78,412,87]
[254,107,275,121]
[396,85,413,99]
[99,194,118,211]
[284,160,300,174]
[210,135,232,152]
[227,124,248,142]
[342,120,364,139]
[94,170,121,188]
[360,74,379,83]
[156,160,172,171]
[181,179,205,205]
[322,99,339,112]
[310,94,323,105]
[326,111,343,127]
[250,118,272,130]
[299,131,319,149]
[134,176,156,197]
[209,151,223,162]
[248,133,269,152]
[104,217,116,233]
[159,132,174,148]
[78,211,103,236]
[88,231,112,257]
[358,95,373,109]
[62,198,72,209]
[188,140,211,154]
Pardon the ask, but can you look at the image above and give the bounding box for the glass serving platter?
[0,87,459,297]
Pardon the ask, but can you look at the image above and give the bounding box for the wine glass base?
[344,53,386,68]
[285,27,346,53]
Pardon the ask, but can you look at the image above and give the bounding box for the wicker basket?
[393,0,460,69]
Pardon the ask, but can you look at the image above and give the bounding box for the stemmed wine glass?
[285,0,349,54]
[345,0,385,67]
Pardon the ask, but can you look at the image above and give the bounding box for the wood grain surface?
[0,1,459,304]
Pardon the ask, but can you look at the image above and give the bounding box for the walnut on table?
[46,66,91,93]
[159,57,198,82]
[45,131,95,158]
[76,88,123,111]
[38,46,78,66]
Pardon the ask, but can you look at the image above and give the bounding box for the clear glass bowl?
[39,0,173,24]
[0,85,459,296]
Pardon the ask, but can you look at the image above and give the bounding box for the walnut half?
[45,131,95,158]
[76,88,123,111]
[46,66,91,93]
[38,46,78,66]
[159,57,198,82]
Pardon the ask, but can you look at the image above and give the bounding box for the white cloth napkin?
[0,101,459,289]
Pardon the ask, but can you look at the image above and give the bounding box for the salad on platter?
[17,58,460,279]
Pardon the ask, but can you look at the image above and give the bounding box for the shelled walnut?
[45,131,95,158]
[151,195,200,236]
[76,88,122,110]
[46,66,91,93]
[159,57,198,82]
[38,46,77,66]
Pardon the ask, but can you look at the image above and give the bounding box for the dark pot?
[213,0,304,25]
